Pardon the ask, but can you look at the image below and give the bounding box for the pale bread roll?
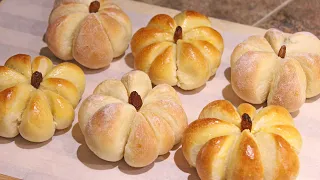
[131,11,224,90]
[182,100,302,180]
[231,28,320,112]
[78,70,187,167]
[0,54,85,142]
[46,0,132,69]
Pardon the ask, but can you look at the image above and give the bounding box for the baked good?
[46,0,132,69]
[78,70,187,167]
[131,11,224,90]
[182,100,302,180]
[0,54,85,142]
[231,28,320,112]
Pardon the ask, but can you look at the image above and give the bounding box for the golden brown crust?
[199,100,241,127]
[273,134,300,180]
[182,100,302,180]
[196,136,237,180]
[227,130,264,180]
[32,56,53,77]
[147,14,177,33]
[44,62,85,95]
[19,90,55,142]
[131,27,173,57]
[0,54,85,142]
[40,78,80,108]
[237,103,256,119]
[0,84,34,138]
[176,41,209,90]
[131,11,223,90]
[182,118,240,167]
[148,45,177,86]
[5,54,32,79]
[44,90,74,130]
[0,66,28,92]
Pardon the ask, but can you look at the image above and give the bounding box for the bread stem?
[129,91,143,110]
[89,1,100,13]
[31,71,43,89]
[241,113,252,131]
[278,45,286,59]
[174,26,183,43]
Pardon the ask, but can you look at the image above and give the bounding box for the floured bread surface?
[46,0,132,69]
[78,70,188,167]
[182,100,302,180]
[231,28,320,112]
[0,54,85,142]
[131,11,224,90]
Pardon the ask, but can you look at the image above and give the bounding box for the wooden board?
[0,0,319,179]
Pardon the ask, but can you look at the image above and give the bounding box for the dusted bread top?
[231,28,320,112]
[46,0,132,69]
[78,70,188,167]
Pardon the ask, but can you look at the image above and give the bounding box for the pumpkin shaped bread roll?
[182,100,302,180]
[131,11,224,90]
[0,54,85,142]
[231,28,320,112]
[46,0,132,69]
[78,70,188,167]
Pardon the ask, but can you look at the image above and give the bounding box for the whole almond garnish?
[174,26,183,43]
[241,113,252,131]
[278,45,286,59]
[89,1,100,13]
[31,71,43,89]
[129,91,143,111]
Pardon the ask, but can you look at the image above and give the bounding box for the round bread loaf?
[0,54,85,142]
[131,11,224,90]
[78,70,188,167]
[231,28,320,112]
[182,100,302,180]
[46,0,132,69]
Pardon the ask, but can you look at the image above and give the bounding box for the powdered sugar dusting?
[86,103,122,135]
[268,60,305,109]
[233,52,259,90]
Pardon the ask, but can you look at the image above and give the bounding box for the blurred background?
[134,0,320,38]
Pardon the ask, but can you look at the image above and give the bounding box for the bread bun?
[46,0,132,69]
[231,28,320,112]
[78,70,188,167]
[0,54,85,142]
[131,11,224,90]
[182,100,302,180]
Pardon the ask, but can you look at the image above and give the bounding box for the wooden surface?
[0,0,319,180]
[0,174,19,180]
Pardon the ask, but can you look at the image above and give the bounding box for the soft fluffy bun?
[46,0,132,69]
[182,100,302,180]
[231,28,320,112]
[131,11,224,90]
[0,54,85,142]
[78,70,188,167]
